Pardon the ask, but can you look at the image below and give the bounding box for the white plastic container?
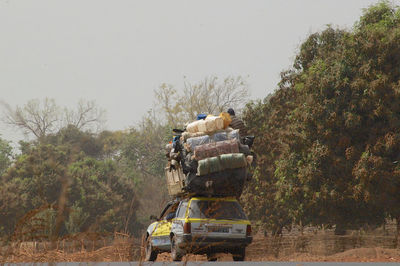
[206,116,224,131]
[187,116,224,134]
[198,119,215,133]
[197,116,224,133]
[186,120,203,133]
[197,119,208,133]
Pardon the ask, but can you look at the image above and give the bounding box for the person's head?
[227,108,235,116]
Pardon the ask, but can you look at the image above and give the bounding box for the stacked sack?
[176,114,253,197]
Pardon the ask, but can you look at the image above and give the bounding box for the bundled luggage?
[165,114,254,198]
[185,168,246,197]
[165,165,185,196]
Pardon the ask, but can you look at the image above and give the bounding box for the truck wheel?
[170,235,183,261]
[144,236,158,261]
[232,247,245,261]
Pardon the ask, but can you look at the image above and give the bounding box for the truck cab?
[145,197,252,261]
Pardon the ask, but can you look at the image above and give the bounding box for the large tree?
[1,98,105,140]
[243,1,400,236]
[0,144,71,237]
[0,127,140,238]
[155,76,249,128]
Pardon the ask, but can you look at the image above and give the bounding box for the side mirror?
[149,215,158,221]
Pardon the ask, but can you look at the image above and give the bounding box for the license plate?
[207,226,229,233]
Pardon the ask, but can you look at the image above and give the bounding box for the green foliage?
[18,208,58,240]
[118,113,171,225]
[243,1,400,234]
[1,144,70,237]
[67,157,137,234]
[0,110,174,238]
[0,126,141,238]
[0,136,12,176]
[65,204,89,234]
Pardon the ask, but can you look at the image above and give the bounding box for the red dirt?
[2,238,400,262]
[155,247,400,263]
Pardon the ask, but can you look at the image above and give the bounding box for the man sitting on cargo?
[227,108,247,136]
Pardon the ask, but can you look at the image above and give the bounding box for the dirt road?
[2,235,400,263]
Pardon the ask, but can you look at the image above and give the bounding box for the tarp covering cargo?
[194,139,239,161]
[185,130,240,152]
[185,168,246,197]
[197,153,247,176]
[164,165,247,198]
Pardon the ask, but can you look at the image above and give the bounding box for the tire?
[206,253,217,261]
[170,235,183,261]
[144,236,158,261]
[232,247,246,261]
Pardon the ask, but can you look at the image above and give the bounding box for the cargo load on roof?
[165,113,254,198]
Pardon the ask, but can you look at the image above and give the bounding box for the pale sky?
[0,0,395,144]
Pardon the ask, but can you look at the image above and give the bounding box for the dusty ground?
[155,237,400,263]
[2,236,400,262]
[155,248,400,263]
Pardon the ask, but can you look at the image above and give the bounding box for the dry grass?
[2,224,400,263]
[2,233,400,263]
[0,233,140,263]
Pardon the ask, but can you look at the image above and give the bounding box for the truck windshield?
[188,200,247,220]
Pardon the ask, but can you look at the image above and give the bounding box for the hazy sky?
[0,0,395,143]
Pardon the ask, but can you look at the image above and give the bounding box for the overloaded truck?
[144,113,254,261]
